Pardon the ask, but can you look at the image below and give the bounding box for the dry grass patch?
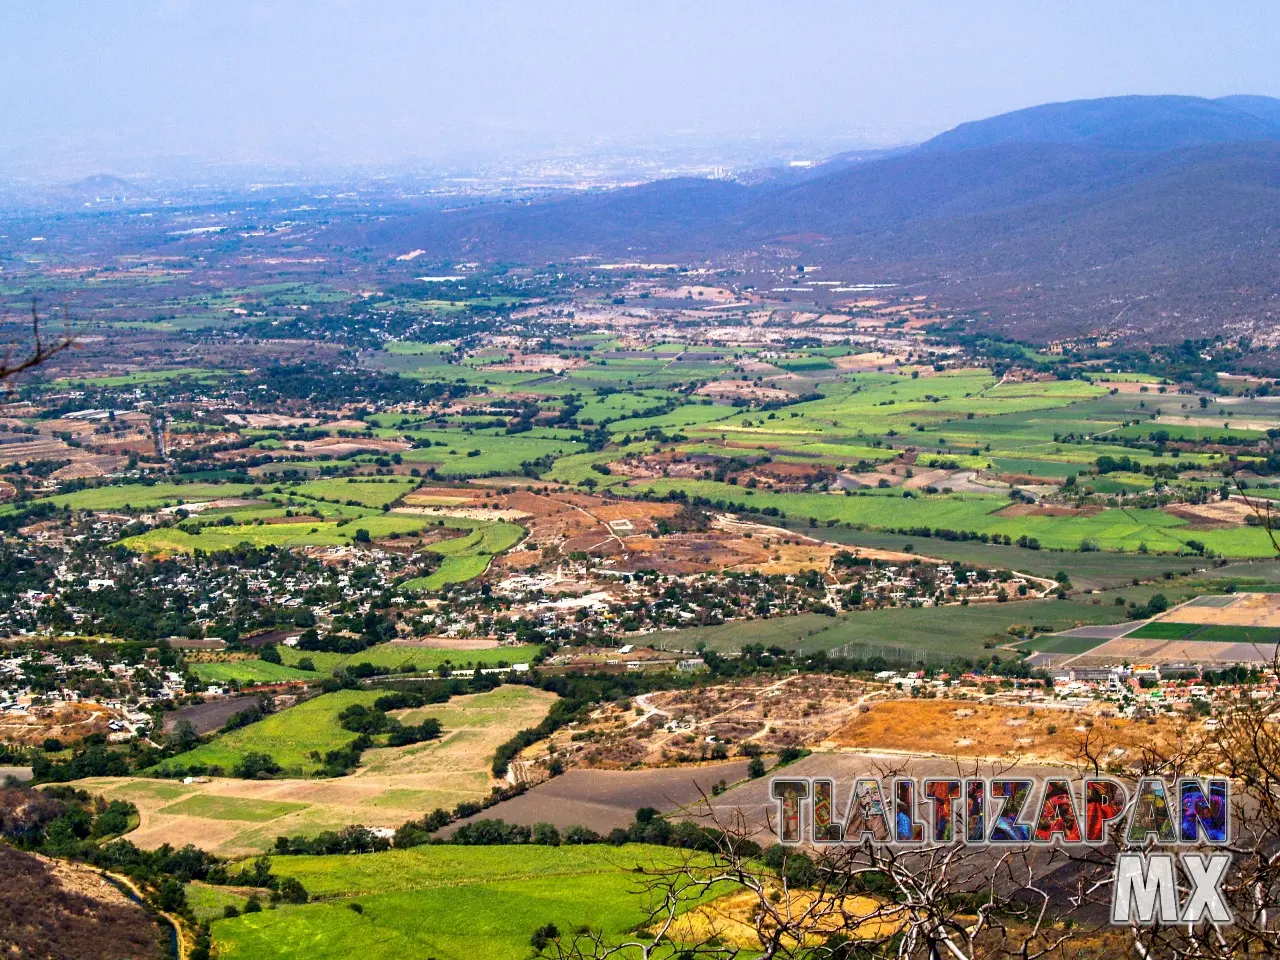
[665,887,900,948]
[828,698,1184,766]
[73,686,558,855]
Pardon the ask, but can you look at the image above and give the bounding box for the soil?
[827,698,1182,765]
[0,847,168,960]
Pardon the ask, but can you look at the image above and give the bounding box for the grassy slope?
[157,690,382,777]
[213,844,718,960]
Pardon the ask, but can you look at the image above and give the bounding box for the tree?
[0,300,73,389]
[164,719,200,754]
[233,752,281,779]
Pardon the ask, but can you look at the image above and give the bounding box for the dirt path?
[98,868,187,960]
[629,692,671,729]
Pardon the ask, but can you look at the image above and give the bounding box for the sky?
[3,0,1279,180]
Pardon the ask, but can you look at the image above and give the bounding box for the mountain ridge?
[352,94,1280,341]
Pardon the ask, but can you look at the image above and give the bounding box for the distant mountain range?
[353,95,1280,342]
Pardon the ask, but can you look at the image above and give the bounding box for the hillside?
[0,846,169,959]
[349,94,1280,342]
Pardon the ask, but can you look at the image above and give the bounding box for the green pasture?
[1017,634,1110,655]
[628,478,1280,556]
[117,514,437,554]
[189,660,318,685]
[660,594,1155,661]
[159,795,309,823]
[397,518,524,590]
[4,481,255,515]
[155,690,384,777]
[289,476,419,507]
[277,642,541,675]
[213,844,721,960]
[54,367,221,388]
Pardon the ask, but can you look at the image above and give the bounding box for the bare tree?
[0,300,74,389]
[534,692,1280,960]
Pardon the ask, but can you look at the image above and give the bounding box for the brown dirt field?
[828,698,1184,767]
[50,454,127,480]
[750,461,831,481]
[163,696,262,735]
[1101,381,1161,394]
[490,354,587,373]
[393,505,530,521]
[0,702,114,746]
[832,544,943,565]
[1082,636,1280,665]
[543,675,866,771]
[833,351,907,370]
[77,686,557,855]
[440,762,755,836]
[1165,497,1256,527]
[386,636,500,650]
[901,467,955,490]
[300,437,410,456]
[401,489,479,506]
[696,381,792,402]
[1156,591,1280,627]
[485,488,836,576]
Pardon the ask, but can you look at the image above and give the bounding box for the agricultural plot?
[399,519,524,591]
[288,476,419,508]
[3,481,255,515]
[277,641,541,675]
[54,367,221,388]
[828,698,1182,764]
[76,687,557,856]
[663,594,1143,661]
[1015,633,1109,655]
[154,690,384,777]
[212,844,719,960]
[631,478,1280,556]
[775,521,1204,588]
[399,433,582,476]
[118,514,437,554]
[188,660,317,685]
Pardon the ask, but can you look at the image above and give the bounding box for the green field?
[1018,633,1110,655]
[1125,621,1204,640]
[157,690,383,777]
[2,481,255,515]
[212,844,722,960]
[399,433,583,476]
[186,883,258,923]
[277,642,541,675]
[54,367,221,387]
[401,519,524,591]
[290,477,420,508]
[189,660,318,685]
[159,794,309,822]
[661,594,1155,661]
[629,478,1280,557]
[767,519,1206,589]
[119,514,436,554]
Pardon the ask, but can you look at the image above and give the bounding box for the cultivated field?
[77,687,558,855]
[212,844,713,960]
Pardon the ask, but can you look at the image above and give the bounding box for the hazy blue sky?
[3,0,1278,178]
